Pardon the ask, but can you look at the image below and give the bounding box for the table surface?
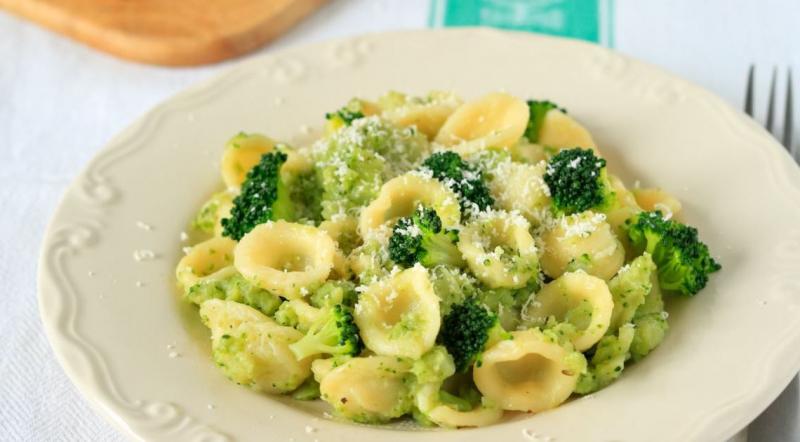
[1,0,798,440]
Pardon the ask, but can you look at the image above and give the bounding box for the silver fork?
[744,65,795,159]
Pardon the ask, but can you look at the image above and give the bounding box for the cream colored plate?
[38,29,800,442]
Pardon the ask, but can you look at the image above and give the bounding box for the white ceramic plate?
[38,29,800,442]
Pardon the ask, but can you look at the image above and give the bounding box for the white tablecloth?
[1,1,797,440]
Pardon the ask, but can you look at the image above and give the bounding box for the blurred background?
[1,0,797,440]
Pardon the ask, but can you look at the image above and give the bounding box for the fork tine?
[745,64,755,116]
[784,68,794,152]
[766,67,777,132]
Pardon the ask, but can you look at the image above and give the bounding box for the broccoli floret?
[289,304,362,360]
[543,148,614,215]
[438,297,511,372]
[309,280,358,309]
[324,99,368,133]
[422,151,494,215]
[388,206,465,268]
[524,100,564,142]
[185,273,281,316]
[273,299,323,333]
[326,109,364,127]
[625,211,721,296]
[221,151,293,240]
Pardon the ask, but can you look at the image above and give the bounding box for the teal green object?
[429,0,614,47]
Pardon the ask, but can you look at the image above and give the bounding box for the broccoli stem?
[421,233,465,268]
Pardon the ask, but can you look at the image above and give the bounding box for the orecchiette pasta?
[319,216,359,280]
[537,108,598,153]
[315,355,413,423]
[359,172,461,237]
[379,91,463,139]
[175,236,237,290]
[435,92,529,153]
[200,299,312,393]
[523,271,614,351]
[473,328,585,412]
[354,265,441,358]
[414,383,503,428]
[221,132,276,190]
[486,158,551,226]
[540,211,625,280]
[458,211,538,288]
[234,221,336,299]
[633,187,683,220]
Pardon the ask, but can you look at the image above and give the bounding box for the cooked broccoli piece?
[625,211,721,296]
[575,324,635,394]
[429,266,479,315]
[421,151,494,214]
[291,377,321,401]
[289,304,362,360]
[524,100,564,143]
[313,122,388,219]
[388,206,465,268]
[309,280,358,309]
[192,191,233,233]
[185,273,281,316]
[221,151,293,240]
[273,299,323,333]
[438,297,511,372]
[324,99,369,133]
[479,281,539,331]
[326,109,364,127]
[607,253,656,332]
[288,169,322,223]
[543,148,614,215]
[347,236,394,285]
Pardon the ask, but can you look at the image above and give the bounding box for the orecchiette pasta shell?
[234,221,336,299]
[473,329,581,412]
[359,173,460,237]
[200,299,312,393]
[435,92,529,153]
[318,356,413,423]
[175,236,237,290]
[319,217,359,280]
[319,216,361,253]
[525,271,614,351]
[509,139,549,164]
[355,266,441,359]
[537,109,598,152]
[381,91,463,140]
[540,211,625,280]
[414,384,503,428]
[458,212,538,288]
[200,298,269,339]
[221,133,276,190]
[487,159,551,226]
[633,187,683,220]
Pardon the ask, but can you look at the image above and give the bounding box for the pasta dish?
[175,91,720,428]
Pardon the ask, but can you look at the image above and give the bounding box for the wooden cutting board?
[0,0,328,66]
